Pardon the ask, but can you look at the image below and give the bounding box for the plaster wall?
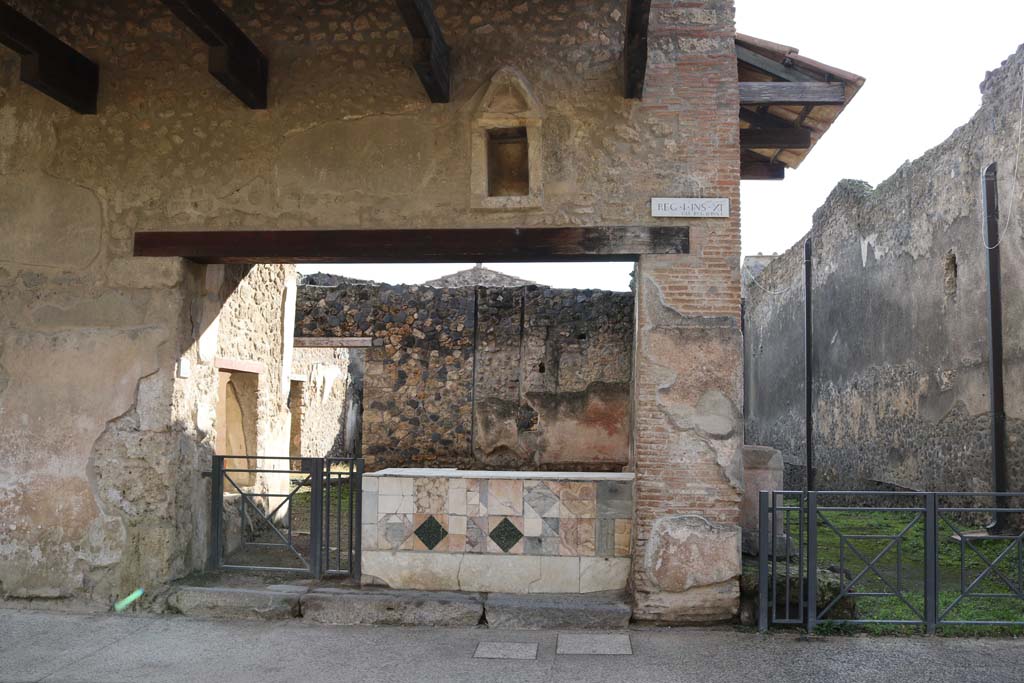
[297,281,633,471]
[290,347,352,459]
[0,0,742,619]
[744,46,1024,497]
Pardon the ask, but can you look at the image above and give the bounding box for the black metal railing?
[758,491,1024,633]
[208,455,363,579]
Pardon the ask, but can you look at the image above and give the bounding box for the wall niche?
[471,67,544,209]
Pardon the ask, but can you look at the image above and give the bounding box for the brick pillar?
[629,0,744,622]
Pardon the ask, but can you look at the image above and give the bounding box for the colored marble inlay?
[489,517,524,553]
[414,515,448,550]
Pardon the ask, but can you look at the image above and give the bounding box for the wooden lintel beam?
[0,2,98,114]
[739,106,792,129]
[294,337,381,348]
[395,0,450,103]
[736,45,821,83]
[739,81,845,106]
[741,160,786,180]
[740,127,811,149]
[133,226,689,263]
[624,0,651,99]
[160,0,267,109]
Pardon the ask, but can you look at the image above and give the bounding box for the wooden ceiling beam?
[741,159,786,180]
[0,2,98,114]
[160,0,267,109]
[624,0,651,99]
[133,226,689,263]
[736,45,821,83]
[396,0,450,103]
[740,106,793,129]
[739,81,845,106]
[740,127,811,149]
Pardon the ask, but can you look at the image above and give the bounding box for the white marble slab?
[365,468,634,482]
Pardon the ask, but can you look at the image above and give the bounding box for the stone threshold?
[366,468,635,481]
[165,584,631,629]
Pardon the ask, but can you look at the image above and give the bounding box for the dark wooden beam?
[740,127,811,149]
[739,81,845,106]
[395,0,450,103]
[133,226,689,263]
[159,0,267,109]
[624,0,651,99]
[741,159,786,180]
[0,2,98,114]
[736,46,820,83]
[739,107,792,129]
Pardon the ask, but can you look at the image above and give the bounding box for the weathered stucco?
[297,280,633,470]
[744,46,1024,496]
[289,346,352,459]
[0,0,742,620]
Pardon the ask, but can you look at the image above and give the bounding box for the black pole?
[982,163,1008,533]
[804,239,815,492]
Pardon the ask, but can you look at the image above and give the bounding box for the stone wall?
[0,0,743,620]
[296,281,633,471]
[361,469,634,593]
[290,347,352,459]
[744,46,1024,496]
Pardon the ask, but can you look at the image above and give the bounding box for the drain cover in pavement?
[556,633,632,655]
[474,642,538,660]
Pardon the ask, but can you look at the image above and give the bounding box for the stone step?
[167,583,633,629]
[301,587,484,626]
[484,591,632,630]
[167,585,306,620]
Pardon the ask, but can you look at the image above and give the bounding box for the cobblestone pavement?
[3,608,1024,683]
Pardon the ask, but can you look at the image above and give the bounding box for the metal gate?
[758,490,1024,633]
[207,455,363,579]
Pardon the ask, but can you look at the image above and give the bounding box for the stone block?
[484,591,631,630]
[166,586,302,620]
[741,445,783,556]
[301,587,483,627]
[534,556,580,593]
[362,550,462,591]
[645,515,741,593]
[580,557,631,592]
[458,554,540,593]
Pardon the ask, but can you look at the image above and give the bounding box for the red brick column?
[629,0,744,622]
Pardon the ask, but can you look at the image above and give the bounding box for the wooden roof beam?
[160,0,267,109]
[396,0,451,103]
[624,0,651,99]
[736,45,822,83]
[739,82,845,106]
[0,2,98,114]
[740,127,811,150]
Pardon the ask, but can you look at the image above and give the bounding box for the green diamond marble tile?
[489,517,524,553]
[414,515,448,550]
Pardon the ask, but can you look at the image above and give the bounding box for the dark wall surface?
[744,45,1024,495]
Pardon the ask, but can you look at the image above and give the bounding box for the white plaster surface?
[366,469,634,482]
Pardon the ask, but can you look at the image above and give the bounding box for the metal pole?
[208,456,223,571]
[982,163,1009,533]
[924,493,938,634]
[806,490,818,633]
[804,239,815,492]
[352,458,364,582]
[758,491,770,632]
[308,458,324,579]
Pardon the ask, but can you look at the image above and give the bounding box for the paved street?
[3,608,1024,683]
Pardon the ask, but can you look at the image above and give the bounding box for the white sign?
[651,197,730,218]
